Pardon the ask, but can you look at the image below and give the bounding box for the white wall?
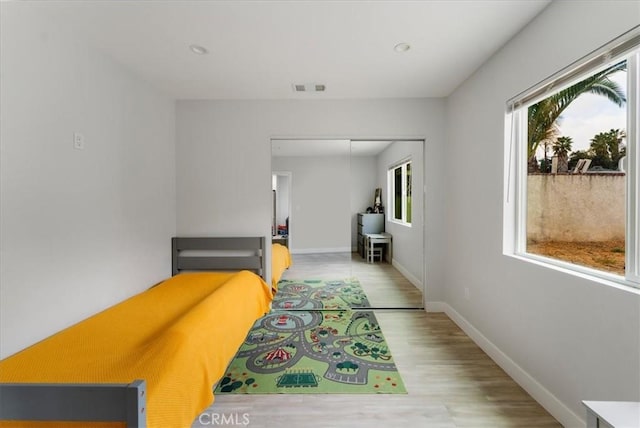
[271,155,350,252]
[377,141,424,288]
[350,155,378,250]
[176,99,446,301]
[444,1,640,425]
[0,5,176,358]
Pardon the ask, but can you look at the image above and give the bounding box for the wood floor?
[281,252,425,308]
[192,253,561,427]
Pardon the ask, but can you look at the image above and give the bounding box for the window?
[505,28,639,288]
[389,159,412,225]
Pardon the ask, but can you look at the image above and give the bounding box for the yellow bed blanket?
[0,271,273,428]
[271,243,291,291]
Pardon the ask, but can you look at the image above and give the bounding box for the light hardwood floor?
[192,253,561,427]
[281,252,425,309]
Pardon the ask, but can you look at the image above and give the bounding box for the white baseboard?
[432,302,584,428]
[391,259,423,291]
[290,247,352,255]
[424,301,448,313]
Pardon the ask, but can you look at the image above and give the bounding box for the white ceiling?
[11,0,551,100]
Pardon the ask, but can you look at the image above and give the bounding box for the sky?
[536,70,628,157]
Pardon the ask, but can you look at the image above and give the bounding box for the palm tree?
[589,129,627,169]
[527,61,627,172]
[605,128,626,165]
[590,133,613,169]
[553,136,573,173]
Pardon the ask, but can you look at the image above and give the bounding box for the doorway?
[272,171,291,248]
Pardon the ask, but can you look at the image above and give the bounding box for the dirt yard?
[527,240,625,275]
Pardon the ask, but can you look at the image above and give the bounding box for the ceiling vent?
[293,83,326,93]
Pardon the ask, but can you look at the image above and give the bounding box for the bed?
[271,242,291,290]
[172,237,290,291]
[0,237,274,428]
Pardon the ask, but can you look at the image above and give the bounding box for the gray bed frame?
[0,380,146,427]
[172,236,267,281]
[0,236,267,427]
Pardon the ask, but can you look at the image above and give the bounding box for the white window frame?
[388,158,412,227]
[504,26,640,289]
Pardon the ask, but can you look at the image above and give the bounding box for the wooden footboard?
[0,380,146,427]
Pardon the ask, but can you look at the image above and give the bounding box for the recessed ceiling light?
[394,43,411,53]
[189,44,208,55]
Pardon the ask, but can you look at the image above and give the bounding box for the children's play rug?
[214,310,406,395]
[272,278,371,310]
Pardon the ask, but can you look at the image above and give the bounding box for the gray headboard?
[171,237,266,281]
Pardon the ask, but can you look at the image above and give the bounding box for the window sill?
[388,219,412,228]
[506,252,640,295]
